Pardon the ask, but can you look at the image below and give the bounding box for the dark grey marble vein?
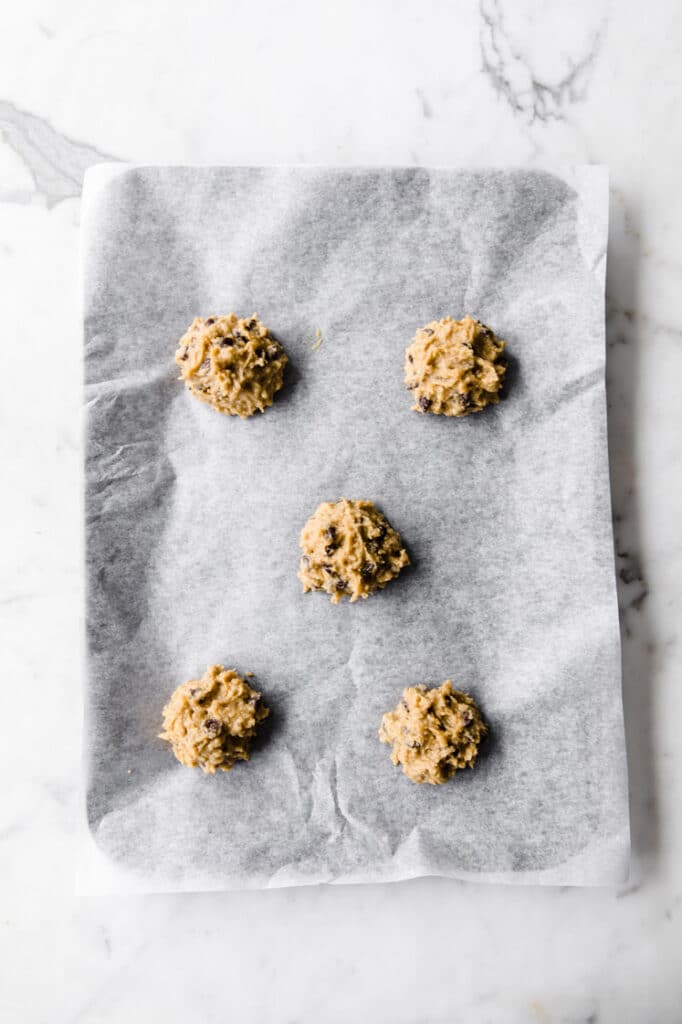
[0,99,119,206]
[415,88,433,119]
[479,0,606,122]
[615,541,649,614]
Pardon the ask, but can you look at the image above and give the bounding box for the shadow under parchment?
[605,192,658,883]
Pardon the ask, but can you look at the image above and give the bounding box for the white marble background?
[1,1,680,1021]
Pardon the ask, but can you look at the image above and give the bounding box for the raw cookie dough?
[175,313,288,418]
[298,498,410,604]
[404,315,506,417]
[379,680,487,784]
[159,665,269,774]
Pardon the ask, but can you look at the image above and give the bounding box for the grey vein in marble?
[415,88,433,119]
[0,99,119,206]
[615,540,649,615]
[479,0,606,122]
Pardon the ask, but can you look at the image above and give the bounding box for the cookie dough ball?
[379,680,487,784]
[175,313,288,418]
[159,665,269,774]
[298,498,409,604]
[405,315,506,417]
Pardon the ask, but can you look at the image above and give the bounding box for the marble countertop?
[1,1,680,1021]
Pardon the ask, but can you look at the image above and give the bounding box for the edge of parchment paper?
[76,822,630,897]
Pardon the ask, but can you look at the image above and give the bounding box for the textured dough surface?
[405,315,506,417]
[379,680,487,784]
[298,498,409,604]
[159,665,269,774]
[175,313,288,417]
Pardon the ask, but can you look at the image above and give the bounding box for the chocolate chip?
[408,354,414,363]
[180,349,189,361]
[324,544,336,556]
[324,526,336,541]
[217,337,234,347]
[205,317,216,325]
[408,740,421,749]
[367,525,386,554]
[204,718,222,735]
[418,396,432,412]
[255,348,265,360]
[190,688,199,697]
[322,563,336,575]
[245,319,257,330]
[335,579,347,591]
[401,699,409,711]
[360,562,376,581]
[233,332,247,343]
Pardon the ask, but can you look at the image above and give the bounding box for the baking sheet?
[81,165,629,891]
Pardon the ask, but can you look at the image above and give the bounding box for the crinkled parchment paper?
[81,165,629,891]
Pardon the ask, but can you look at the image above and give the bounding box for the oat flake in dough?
[298,498,410,604]
[175,313,288,418]
[379,680,487,784]
[405,315,506,416]
[159,665,269,774]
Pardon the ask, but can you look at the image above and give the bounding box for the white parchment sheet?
[81,165,629,891]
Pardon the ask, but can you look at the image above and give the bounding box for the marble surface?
[1,1,680,1021]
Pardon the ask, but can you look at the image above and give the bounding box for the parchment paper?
[81,165,629,891]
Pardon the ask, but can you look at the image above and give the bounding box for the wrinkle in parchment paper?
[81,165,629,892]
